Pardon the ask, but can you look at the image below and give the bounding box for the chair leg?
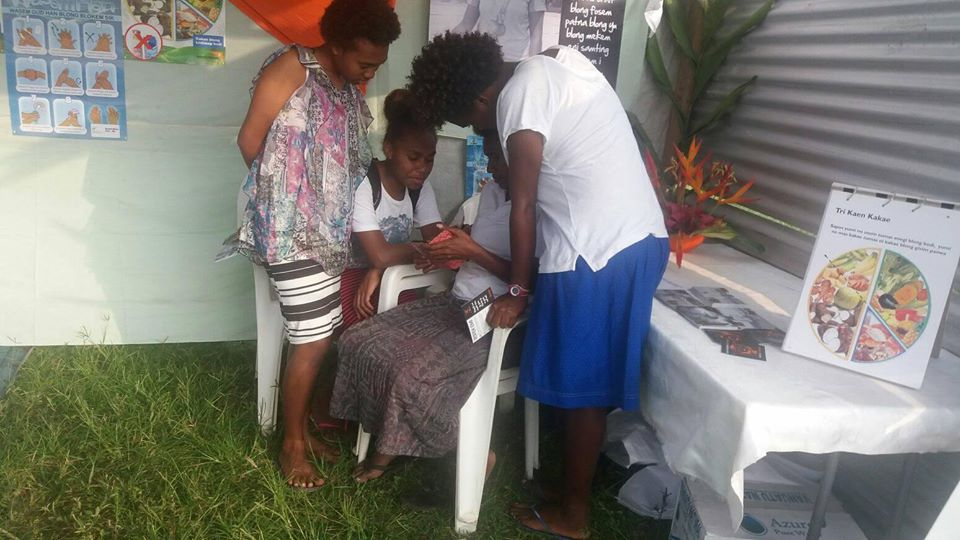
[497,392,516,414]
[254,264,284,436]
[355,425,372,461]
[524,398,539,480]
[455,372,500,534]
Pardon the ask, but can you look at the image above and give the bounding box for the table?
[640,244,960,538]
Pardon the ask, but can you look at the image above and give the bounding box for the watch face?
[509,285,520,296]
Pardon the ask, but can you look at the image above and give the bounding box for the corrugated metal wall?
[698,0,960,355]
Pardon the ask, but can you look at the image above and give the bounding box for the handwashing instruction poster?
[783,183,960,389]
[3,0,127,140]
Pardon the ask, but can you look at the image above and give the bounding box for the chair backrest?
[377,264,455,312]
[450,193,483,228]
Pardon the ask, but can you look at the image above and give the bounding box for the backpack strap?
[368,159,422,213]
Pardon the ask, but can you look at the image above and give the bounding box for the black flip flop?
[513,505,591,540]
[353,460,396,483]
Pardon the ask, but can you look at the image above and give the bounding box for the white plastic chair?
[238,190,286,435]
[354,263,541,534]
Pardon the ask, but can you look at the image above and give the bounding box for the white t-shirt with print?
[352,177,442,243]
[471,0,547,62]
[496,46,668,274]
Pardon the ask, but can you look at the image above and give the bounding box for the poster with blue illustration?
[3,0,126,140]
[464,134,492,199]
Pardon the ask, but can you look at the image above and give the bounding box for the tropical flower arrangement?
[646,137,758,267]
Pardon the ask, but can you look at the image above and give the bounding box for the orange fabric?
[228,0,396,47]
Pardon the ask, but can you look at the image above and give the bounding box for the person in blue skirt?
[408,32,669,539]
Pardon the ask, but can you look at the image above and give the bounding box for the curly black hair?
[383,88,434,143]
[407,32,503,129]
[320,0,401,48]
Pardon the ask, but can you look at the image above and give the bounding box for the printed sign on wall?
[122,0,224,65]
[3,0,127,140]
[557,0,625,86]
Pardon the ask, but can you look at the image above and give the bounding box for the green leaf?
[664,0,697,61]
[700,0,734,51]
[691,0,773,103]
[727,234,766,254]
[697,222,738,239]
[626,111,663,170]
[691,76,756,136]
[645,34,687,123]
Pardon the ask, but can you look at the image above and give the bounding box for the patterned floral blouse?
[224,45,373,274]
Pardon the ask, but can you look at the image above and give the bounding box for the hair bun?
[383,88,416,125]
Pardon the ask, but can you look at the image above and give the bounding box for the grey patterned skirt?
[330,292,491,458]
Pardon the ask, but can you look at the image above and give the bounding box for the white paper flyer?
[783,183,960,389]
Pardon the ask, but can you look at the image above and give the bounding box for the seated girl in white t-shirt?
[330,132,518,483]
[338,89,444,330]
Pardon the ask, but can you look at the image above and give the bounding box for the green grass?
[0,342,670,539]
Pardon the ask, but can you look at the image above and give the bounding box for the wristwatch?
[508,283,531,298]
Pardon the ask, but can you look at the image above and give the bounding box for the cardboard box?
[670,479,866,540]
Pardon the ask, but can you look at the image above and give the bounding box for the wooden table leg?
[806,453,840,540]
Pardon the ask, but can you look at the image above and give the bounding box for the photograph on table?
[674,305,738,331]
[654,288,704,309]
[714,305,778,331]
[689,286,744,306]
[722,339,765,361]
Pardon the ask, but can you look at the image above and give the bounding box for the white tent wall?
[0,0,667,345]
[0,4,270,345]
[696,0,960,355]
[0,2,459,346]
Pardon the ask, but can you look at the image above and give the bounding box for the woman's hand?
[413,252,439,273]
[426,226,480,261]
[487,295,527,328]
[355,268,383,320]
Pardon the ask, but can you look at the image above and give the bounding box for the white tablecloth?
[640,244,960,531]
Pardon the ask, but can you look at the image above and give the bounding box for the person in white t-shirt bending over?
[408,33,669,539]
[451,0,545,61]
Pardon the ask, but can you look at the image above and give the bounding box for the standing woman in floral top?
[225,0,400,490]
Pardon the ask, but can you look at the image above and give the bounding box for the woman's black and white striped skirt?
[265,260,343,344]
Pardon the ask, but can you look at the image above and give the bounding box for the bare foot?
[511,503,590,540]
[306,432,341,463]
[353,452,395,483]
[279,443,323,490]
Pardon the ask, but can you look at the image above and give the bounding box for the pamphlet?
[461,288,494,343]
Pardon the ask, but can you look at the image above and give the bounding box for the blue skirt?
[518,235,669,410]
